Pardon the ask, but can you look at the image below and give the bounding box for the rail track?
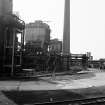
[25,96,105,105]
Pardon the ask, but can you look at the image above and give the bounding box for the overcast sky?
[13,0,105,60]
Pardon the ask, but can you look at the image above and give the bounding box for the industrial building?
[25,21,51,53]
[49,39,62,54]
[0,0,94,77]
[0,0,25,76]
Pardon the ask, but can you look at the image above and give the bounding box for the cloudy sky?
[13,0,105,60]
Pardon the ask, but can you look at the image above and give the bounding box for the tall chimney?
[63,0,70,55]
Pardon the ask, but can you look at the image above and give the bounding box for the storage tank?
[0,0,13,16]
[25,21,51,51]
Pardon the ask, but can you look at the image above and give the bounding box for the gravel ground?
[0,70,105,105]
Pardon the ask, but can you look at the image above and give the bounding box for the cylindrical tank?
[25,21,51,51]
[0,0,13,16]
[1,14,25,29]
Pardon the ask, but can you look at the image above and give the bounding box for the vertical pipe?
[63,0,70,55]
[11,28,15,76]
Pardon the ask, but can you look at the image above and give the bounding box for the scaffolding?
[1,14,25,76]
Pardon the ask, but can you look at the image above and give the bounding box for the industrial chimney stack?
[63,0,70,55]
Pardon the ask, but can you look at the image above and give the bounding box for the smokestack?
[63,0,70,55]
